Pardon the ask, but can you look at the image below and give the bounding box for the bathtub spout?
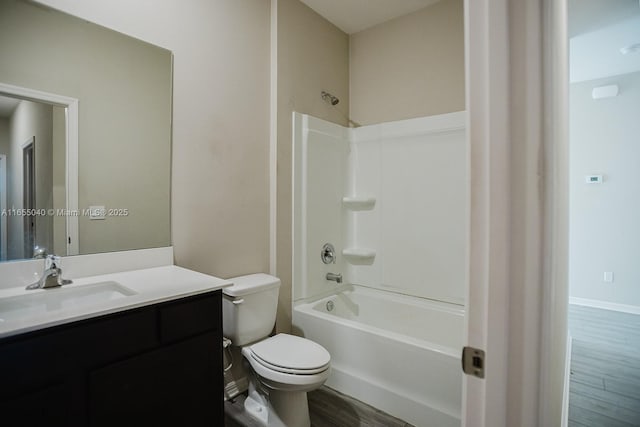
[326,272,342,283]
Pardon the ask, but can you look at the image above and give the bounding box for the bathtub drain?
[326,300,335,312]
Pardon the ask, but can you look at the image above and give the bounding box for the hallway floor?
[568,304,640,427]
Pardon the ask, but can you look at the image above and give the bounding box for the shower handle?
[321,243,336,264]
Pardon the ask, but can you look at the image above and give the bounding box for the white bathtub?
[293,285,464,427]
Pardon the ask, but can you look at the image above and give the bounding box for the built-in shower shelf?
[342,197,376,210]
[342,248,376,264]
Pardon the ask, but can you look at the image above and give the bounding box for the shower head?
[321,91,339,106]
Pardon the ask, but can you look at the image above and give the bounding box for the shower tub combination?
[293,285,464,427]
[292,111,467,426]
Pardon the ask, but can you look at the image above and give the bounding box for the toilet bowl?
[243,334,331,386]
[241,334,330,426]
[223,274,331,427]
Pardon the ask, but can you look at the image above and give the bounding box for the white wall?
[349,112,467,305]
[569,70,640,309]
[294,112,467,306]
[292,113,348,301]
[34,0,272,279]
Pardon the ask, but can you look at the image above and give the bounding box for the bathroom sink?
[0,281,136,323]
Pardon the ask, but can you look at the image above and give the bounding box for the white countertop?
[0,265,232,339]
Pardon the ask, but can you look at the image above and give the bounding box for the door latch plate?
[462,346,485,379]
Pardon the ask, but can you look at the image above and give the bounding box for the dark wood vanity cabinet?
[0,290,223,427]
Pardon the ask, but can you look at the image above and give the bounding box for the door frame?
[22,137,36,258]
[0,82,79,256]
[540,0,570,425]
[463,0,570,426]
[463,0,511,425]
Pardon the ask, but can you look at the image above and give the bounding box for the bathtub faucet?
[326,272,342,284]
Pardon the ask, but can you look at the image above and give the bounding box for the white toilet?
[223,273,331,427]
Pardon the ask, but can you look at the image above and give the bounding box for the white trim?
[0,154,7,261]
[351,111,467,143]
[21,135,35,150]
[65,99,79,255]
[569,297,640,316]
[304,114,350,140]
[291,112,308,301]
[0,82,79,257]
[269,0,278,276]
[561,334,572,427]
[463,0,511,425]
[540,0,570,425]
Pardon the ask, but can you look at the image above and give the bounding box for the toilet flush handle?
[232,298,244,305]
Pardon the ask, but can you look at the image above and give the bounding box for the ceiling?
[569,0,640,82]
[569,0,639,38]
[299,0,441,34]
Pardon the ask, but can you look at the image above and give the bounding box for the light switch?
[603,271,614,283]
[88,205,106,220]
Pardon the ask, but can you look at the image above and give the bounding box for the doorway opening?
[565,1,640,425]
[22,137,35,258]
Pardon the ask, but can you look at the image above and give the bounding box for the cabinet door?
[0,382,70,427]
[88,331,221,427]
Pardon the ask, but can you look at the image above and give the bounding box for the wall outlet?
[603,271,614,283]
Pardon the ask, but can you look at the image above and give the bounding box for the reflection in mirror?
[0,95,66,260]
[0,0,172,262]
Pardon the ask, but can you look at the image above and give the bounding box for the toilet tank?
[222,273,281,346]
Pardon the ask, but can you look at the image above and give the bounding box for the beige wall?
[33,103,54,257]
[349,0,465,126]
[276,0,349,332]
[34,0,272,279]
[30,0,463,335]
[0,117,8,155]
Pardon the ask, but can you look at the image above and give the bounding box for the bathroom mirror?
[0,0,172,261]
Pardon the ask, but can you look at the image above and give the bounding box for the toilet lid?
[249,334,330,372]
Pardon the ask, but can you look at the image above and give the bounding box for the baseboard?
[561,334,572,427]
[569,297,640,315]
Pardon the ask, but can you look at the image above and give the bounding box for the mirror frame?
[0,81,79,257]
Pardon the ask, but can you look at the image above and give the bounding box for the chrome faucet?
[326,272,342,284]
[26,255,73,290]
[32,246,48,259]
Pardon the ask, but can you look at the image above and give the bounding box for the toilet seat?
[241,334,331,388]
[246,333,330,375]
[251,352,329,375]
